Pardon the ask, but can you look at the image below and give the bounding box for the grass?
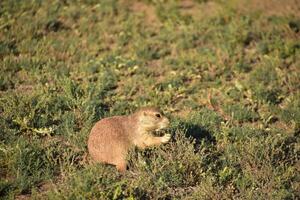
[0,0,299,199]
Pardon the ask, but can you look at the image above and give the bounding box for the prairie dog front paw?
[161,134,171,143]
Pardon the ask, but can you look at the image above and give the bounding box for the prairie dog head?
[135,107,170,132]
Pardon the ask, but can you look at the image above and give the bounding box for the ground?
[0,0,299,199]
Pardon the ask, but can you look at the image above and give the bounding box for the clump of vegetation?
[0,0,299,199]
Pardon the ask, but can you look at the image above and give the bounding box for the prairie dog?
[87,107,171,172]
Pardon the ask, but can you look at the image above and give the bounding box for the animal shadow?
[175,121,216,149]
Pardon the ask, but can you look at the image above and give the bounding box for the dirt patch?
[180,1,222,20]
[128,1,161,25]
[237,0,300,17]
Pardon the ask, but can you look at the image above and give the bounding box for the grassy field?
[1,0,300,199]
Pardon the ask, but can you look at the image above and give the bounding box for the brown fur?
[87,107,171,172]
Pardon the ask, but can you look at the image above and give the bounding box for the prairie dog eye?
[155,113,161,118]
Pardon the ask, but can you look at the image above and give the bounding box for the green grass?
[1,0,299,199]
